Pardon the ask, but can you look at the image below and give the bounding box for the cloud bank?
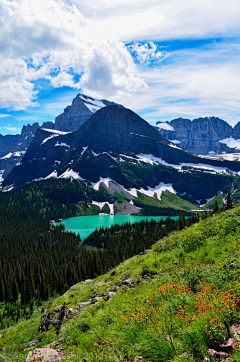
[0,0,240,126]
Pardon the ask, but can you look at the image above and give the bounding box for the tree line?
[0,179,200,328]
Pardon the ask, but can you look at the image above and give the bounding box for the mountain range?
[157,117,240,155]
[2,98,240,214]
[0,95,122,181]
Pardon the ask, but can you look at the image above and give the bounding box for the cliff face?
[0,122,41,180]
[157,117,238,155]
[0,134,20,158]
[54,94,124,132]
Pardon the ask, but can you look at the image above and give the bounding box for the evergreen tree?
[213,200,219,213]
[226,189,233,210]
[177,213,183,231]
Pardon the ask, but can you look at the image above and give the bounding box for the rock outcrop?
[26,348,63,362]
[39,304,67,334]
[54,94,124,132]
[156,117,240,155]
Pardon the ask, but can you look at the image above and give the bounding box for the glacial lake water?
[55,214,178,240]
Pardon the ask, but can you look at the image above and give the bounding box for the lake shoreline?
[55,214,179,240]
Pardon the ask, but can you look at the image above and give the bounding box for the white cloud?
[0,114,10,118]
[80,40,147,99]
[4,126,21,133]
[1,0,240,125]
[0,0,144,110]
[72,0,240,42]
[121,44,240,126]
[127,42,170,64]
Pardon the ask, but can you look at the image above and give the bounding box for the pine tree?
[213,200,219,213]
[226,189,233,210]
[177,213,183,231]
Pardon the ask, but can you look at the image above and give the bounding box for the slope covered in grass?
[1,206,240,361]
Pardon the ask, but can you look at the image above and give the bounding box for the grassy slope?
[202,193,224,210]
[1,206,240,361]
[134,190,200,212]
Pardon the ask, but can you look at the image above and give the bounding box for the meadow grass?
[1,206,240,361]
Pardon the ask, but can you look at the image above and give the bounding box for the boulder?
[26,348,63,362]
[231,323,240,335]
[208,349,229,359]
[78,298,93,309]
[120,278,134,287]
[220,337,238,351]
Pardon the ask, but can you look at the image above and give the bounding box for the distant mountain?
[3,106,240,212]
[54,94,124,132]
[0,94,123,182]
[156,117,240,155]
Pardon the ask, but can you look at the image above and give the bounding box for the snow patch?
[128,182,176,200]
[130,132,146,137]
[55,142,70,148]
[136,153,240,175]
[45,170,58,179]
[0,170,4,183]
[79,95,106,113]
[219,137,240,149]
[206,153,240,162]
[41,129,70,145]
[2,185,14,192]
[92,151,117,160]
[41,134,59,144]
[59,169,80,180]
[0,151,25,160]
[41,128,70,135]
[80,146,88,157]
[92,177,112,191]
[171,140,181,144]
[156,123,174,131]
[92,201,114,215]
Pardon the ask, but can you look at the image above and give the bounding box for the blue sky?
[1,0,240,134]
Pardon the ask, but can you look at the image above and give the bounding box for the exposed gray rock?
[139,250,149,255]
[78,298,94,309]
[157,117,239,155]
[68,308,79,314]
[26,348,63,362]
[28,340,39,347]
[54,93,124,132]
[38,304,67,334]
[220,337,238,351]
[120,278,134,287]
[208,349,229,358]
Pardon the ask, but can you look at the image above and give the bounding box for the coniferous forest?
[0,179,200,328]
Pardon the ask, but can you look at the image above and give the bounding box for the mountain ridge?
[3,105,240,209]
[157,116,240,155]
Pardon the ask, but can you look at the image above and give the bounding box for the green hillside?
[135,190,200,215]
[1,204,240,361]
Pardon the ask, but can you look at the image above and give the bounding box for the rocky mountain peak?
[54,93,124,132]
[157,116,237,155]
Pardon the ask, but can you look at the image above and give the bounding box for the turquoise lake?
[55,215,178,240]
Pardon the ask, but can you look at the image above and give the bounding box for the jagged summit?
[0,94,124,184]
[157,116,239,155]
[54,93,124,132]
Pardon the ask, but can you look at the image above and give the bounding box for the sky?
[0,0,240,135]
